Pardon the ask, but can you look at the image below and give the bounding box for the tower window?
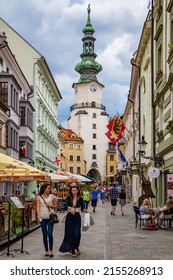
[110,166,114,172]
[93,145,96,150]
[92,102,96,107]
[93,123,96,129]
[93,133,96,139]
[93,113,96,118]
[110,155,114,161]
[92,154,97,159]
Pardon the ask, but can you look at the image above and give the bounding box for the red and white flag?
[54,156,60,165]
[21,145,26,155]
[105,115,125,144]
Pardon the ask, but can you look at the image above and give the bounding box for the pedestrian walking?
[105,185,110,201]
[100,186,106,206]
[59,185,84,257]
[36,183,58,257]
[109,184,118,215]
[119,188,126,215]
[116,183,121,198]
[83,188,90,210]
[90,185,99,212]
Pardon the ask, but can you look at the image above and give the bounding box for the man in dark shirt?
[109,184,118,215]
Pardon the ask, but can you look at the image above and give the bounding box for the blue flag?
[116,146,128,167]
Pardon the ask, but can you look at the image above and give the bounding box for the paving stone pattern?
[0,200,173,260]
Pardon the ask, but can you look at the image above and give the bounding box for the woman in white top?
[37,183,57,257]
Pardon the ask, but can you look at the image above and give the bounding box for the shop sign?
[148,167,160,178]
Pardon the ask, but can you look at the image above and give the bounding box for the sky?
[0,0,149,127]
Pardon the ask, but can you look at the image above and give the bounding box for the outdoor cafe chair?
[133,207,151,230]
[160,208,173,229]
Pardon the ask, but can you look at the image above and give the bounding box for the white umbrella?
[47,173,70,182]
[66,172,91,182]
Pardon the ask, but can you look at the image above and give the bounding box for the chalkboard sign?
[6,196,25,209]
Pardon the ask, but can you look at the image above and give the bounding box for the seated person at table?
[139,198,154,227]
[157,199,173,227]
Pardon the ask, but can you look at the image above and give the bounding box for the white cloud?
[0,0,149,124]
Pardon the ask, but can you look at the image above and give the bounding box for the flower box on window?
[166,120,173,135]
[156,130,164,141]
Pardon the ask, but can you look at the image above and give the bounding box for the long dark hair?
[69,185,80,198]
[39,183,51,195]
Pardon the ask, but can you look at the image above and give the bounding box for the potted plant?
[168,43,173,54]
[156,130,164,140]
[166,120,173,134]
[168,43,173,60]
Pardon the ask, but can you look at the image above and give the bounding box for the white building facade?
[68,6,109,181]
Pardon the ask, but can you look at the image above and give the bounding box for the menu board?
[6,196,25,209]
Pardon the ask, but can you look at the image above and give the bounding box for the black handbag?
[41,195,59,223]
[49,212,59,224]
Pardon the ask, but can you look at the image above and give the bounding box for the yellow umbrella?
[0,152,45,175]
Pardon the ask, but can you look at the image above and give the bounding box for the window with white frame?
[76,144,81,150]
[69,143,74,149]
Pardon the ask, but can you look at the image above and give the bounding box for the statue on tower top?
[87,4,91,14]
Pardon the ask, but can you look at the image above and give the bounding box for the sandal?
[71,253,77,257]
[76,249,81,255]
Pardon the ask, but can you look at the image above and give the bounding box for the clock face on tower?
[90,85,97,92]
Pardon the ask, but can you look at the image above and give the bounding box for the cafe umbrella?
[0,153,50,194]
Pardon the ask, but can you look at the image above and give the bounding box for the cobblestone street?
[0,200,173,260]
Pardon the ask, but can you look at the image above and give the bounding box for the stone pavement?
[0,200,173,260]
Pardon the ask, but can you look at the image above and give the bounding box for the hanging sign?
[148,167,160,178]
[167,174,173,197]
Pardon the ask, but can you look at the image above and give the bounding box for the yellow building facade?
[58,128,86,175]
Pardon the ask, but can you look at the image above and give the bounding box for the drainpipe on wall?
[128,94,135,159]
[150,0,158,205]
[130,58,141,160]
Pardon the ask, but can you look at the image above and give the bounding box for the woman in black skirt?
[59,185,84,257]
[119,188,126,216]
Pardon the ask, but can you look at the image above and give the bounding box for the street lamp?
[143,155,164,167]
[138,136,164,166]
[138,135,147,156]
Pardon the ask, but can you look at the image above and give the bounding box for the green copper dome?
[82,25,95,33]
[75,60,102,73]
[74,4,102,83]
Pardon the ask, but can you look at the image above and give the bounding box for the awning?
[47,173,72,182]
[0,173,50,183]
[80,174,95,182]
[66,172,91,182]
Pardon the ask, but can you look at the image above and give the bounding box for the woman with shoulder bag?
[59,185,84,257]
[37,183,57,257]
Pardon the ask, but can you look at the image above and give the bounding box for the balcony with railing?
[70,102,106,112]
